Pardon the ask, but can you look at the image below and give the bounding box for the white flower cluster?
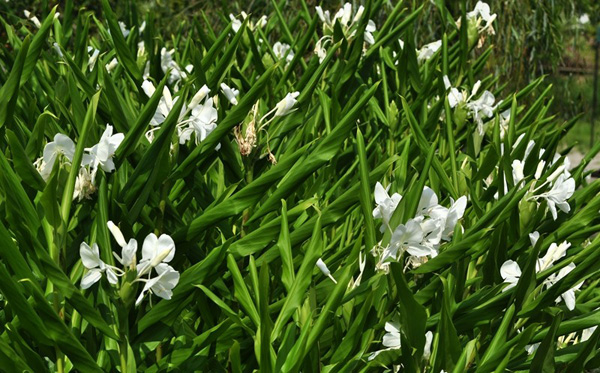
[372,183,467,271]
[369,322,434,364]
[273,41,295,65]
[229,12,268,33]
[141,81,219,149]
[80,221,180,306]
[444,76,500,136]
[34,125,124,201]
[417,40,442,63]
[160,48,193,85]
[499,135,575,220]
[314,3,376,63]
[501,232,581,310]
[466,1,497,44]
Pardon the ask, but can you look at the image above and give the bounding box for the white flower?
[53,42,64,58]
[382,321,401,348]
[273,42,295,64]
[500,260,521,291]
[512,160,525,185]
[274,92,300,117]
[314,37,330,63]
[230,13,243,32]
[119,21,130,38]
[529,231,540,246]
[467,1,497,34]
[87,47,100,71]
[179,97,218,146]
[525,342,540,355]
[137,41,146,58]
[85,124,124,175]
[372,182,402,232]
[579,14,590,25]
[229,12,267,33]
[368,321,401,360]
[220,83,239,105]
[316,258,337,283]
[105,58,119,73]
[37,133,76,181]
[538,174,575,220]
[315,3,375,45]
[466,90,498,135]
[387,219,433,259]
[23,10,41,28]
[107,221,137,268]
[160,48,191,84]
[547,263,582,311]
[582,326,597,342]
[364,20,377,45]
[80,242,118,289]
[430,196,467,240]
[423,331,434,360]
[350,251,366,289]
[137,233,176,276]
[537,241,570,272]
[189,84,211,109]
[417,186,439,216]
[417,40,441,63]
[142,80,179,127]
[135,263,180,306]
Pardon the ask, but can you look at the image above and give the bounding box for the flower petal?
[81,269,102,289]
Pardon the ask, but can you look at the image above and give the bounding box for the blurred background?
[2,0,600,153]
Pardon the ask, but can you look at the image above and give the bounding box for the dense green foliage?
[0,1,599,372]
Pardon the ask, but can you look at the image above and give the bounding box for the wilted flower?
[80,242,119,289]
[73,166,97,201]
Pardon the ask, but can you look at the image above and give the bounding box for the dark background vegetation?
[3,0,599,150]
